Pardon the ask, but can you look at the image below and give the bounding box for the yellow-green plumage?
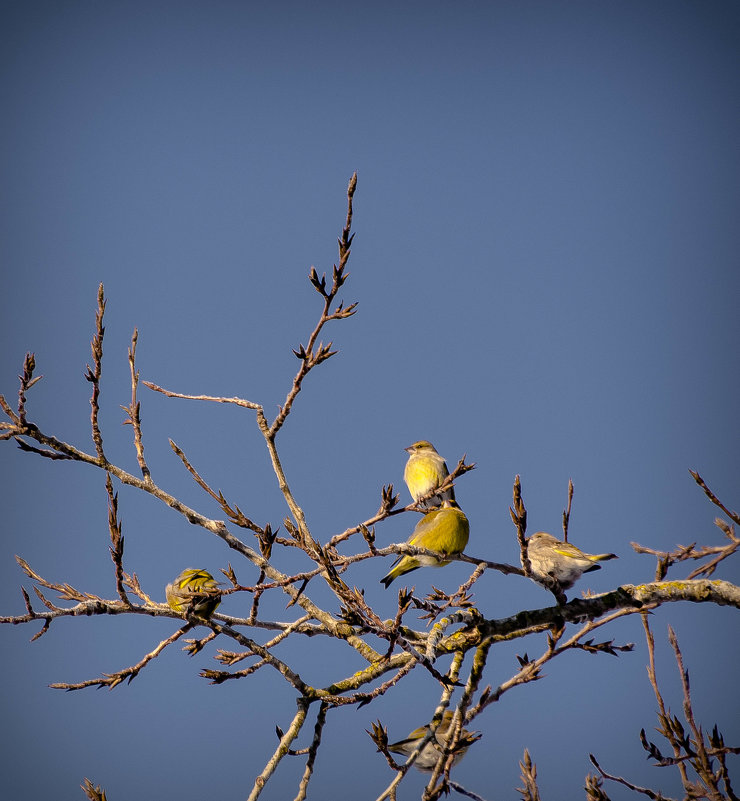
[165,568,221,618]
[387,711,480,771]
[381,500,469,588]
[403,440,455,509]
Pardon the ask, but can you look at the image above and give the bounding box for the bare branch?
[511,475,529,573]
[448,782,491,801]
[562,478,574,542]
[17,352,40,425]
[690,470,740,526]
[85,283,106,460]
[270,173,358,439]
[632,516,739,581]
[292,702,329,801]
[516,749,541,801]
[246,698,310,801]
[81,777,108,801]
[105,473,130,605]
[121,329,151,481]
[589,754,673,800]
[51,626,189,690]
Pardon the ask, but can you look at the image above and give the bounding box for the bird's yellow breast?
[409,506,469,555]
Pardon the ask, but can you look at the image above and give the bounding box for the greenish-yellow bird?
[524,532,618,590]
[403,440,456,509]
[387,711,480,771]
[380,500,469,588]
[165,568,221,618]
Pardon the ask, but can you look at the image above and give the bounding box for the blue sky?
[1,2,739,799]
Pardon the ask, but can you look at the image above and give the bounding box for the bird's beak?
[404,446,413,453]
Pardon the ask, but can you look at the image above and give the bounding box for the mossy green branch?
[438,579,740,654]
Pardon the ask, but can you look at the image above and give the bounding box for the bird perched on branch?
[380,500,469,588]
[165,568,221,618]
[403,440,455,509]
[387,711,481,771]
[524,532,618,590]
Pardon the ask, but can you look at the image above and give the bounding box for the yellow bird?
[387,711,480,771]
[403,440,455,509]
[380,500,469,588]
[165,568,221,618]
[524,532,618,590]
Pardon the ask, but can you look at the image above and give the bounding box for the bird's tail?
[583,553,618,573]
[380,560,420,588]
[380,573,396,589]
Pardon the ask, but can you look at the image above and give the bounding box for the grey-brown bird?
[525,532,617,589]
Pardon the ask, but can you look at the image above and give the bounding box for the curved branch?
[464,580,740,651]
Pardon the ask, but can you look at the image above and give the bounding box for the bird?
[524,532,618,590]
[387,711,481,771]
[165,568,221,618]
[403,440,455,509]
[380,500,469,588]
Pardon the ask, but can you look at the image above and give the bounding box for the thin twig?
[122,329,151,481]
[642,614,690,786]
[448,781,490,801]
[105,473,130,605]
[85,284,106,460]
[589,754,674,800]
[292,701,329,801]
[246,698,310,801]
[51,626,190,690]
[17,352,41,425]
[690,470,740,526]
[562,478,574,542]
[81,777,108,801]
[511,475,529,572]
[516,749,542,801]
[668,626,723,798]
[142,381,263,410]
[269,173,358,440]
